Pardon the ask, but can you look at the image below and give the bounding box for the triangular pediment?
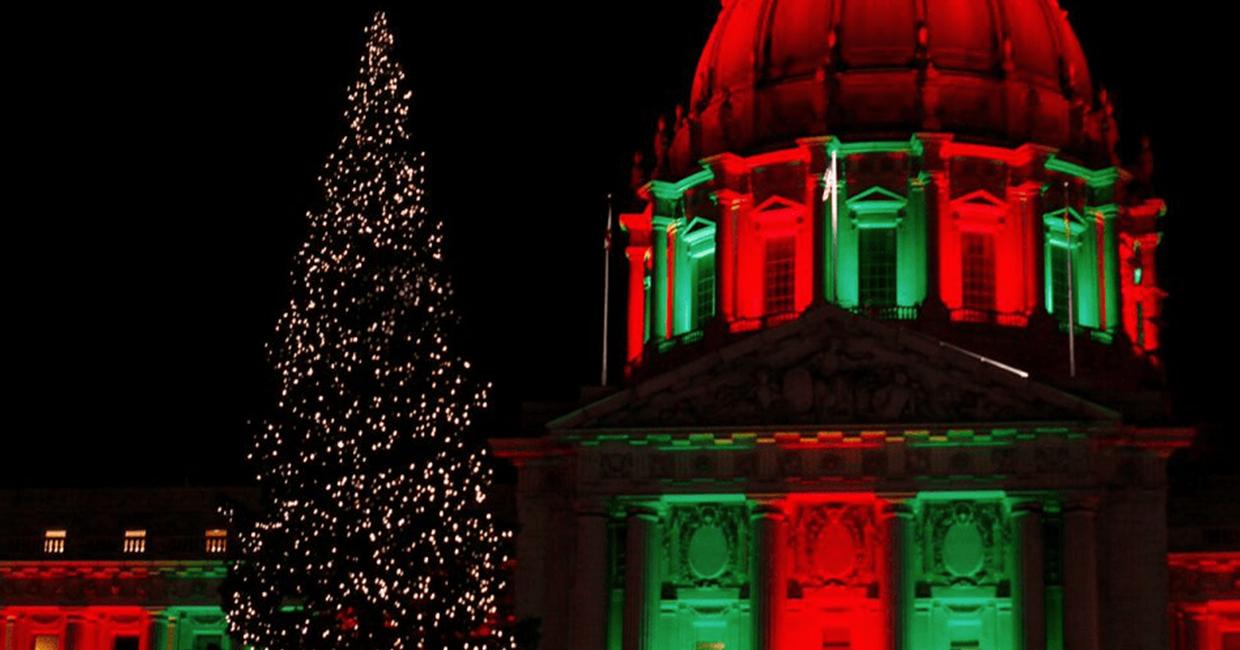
[551,305,1116,432]
[754,195,802,213]
[954,189,1007,209]
[847,186,907,206]
[684,217,716,236]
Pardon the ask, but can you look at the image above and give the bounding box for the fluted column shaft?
[1063,501,1100,650]
[571,504,610,650]
[751,503,785,650]
[623,506,659,650]
[1014,502,1046,650]
[883,501,914,650]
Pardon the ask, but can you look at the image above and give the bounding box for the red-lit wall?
[2,607,151,650]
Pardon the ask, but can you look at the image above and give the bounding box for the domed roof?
[670,0,1109,174]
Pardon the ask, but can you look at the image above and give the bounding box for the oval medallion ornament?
[688,525,730,580]
[815,522,856,579]
[943,522,985,577]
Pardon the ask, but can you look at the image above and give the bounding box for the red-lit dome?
[670,0,1108,174]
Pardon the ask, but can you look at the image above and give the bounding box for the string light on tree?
[223,12,516,650]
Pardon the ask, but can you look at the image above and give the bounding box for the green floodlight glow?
[830,153,928,310]
[906,491,1020,650]
[605,495,755,650]
[649,168,717,201]
[1044,155,1119,189]
[827,135,926,157]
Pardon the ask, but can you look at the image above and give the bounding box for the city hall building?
[494,1,1235,650]
[2,3,1237,650]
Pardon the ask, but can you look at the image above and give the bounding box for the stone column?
[1181,607,1208,650]
[624,245,651,364]
[751,502,785,650]
[882,500,914,650]
[623,505,659,650]
[651,218,671,340]
[1102,487,1170,650]
[1063,500,1100,650]
[570,501,611,650]
[165,612,178,650]
[513,479,549,621]
[1013,501,1045,650]
[66,613,87,650]
[4,614,15,650]
[714,189,742,322]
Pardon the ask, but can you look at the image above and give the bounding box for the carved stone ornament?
[600,453,633,479]
[919,500,1011,588]
[664,503,750,589]
[789,503,878,590]
[551,306,1113,431]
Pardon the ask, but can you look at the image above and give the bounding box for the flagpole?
[1064,181,1076,379]
[601,194,613,387]
[823,147,839,302]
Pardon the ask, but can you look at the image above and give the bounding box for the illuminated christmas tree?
[223,12,515,650]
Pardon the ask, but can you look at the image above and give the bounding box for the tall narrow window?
[858,228,897,307]
[1050,244,1072,321]
[961,232,996,317]
[695,253,716,329]
[764,237,796,315]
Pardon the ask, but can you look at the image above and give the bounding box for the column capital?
[624,244,651,262]
[749,501,785,522]
[711,188,752,207]
[1011,500,1045,517]
[625,504,659,522]
[1063,496,1101,515]
[879,496,916,519]
[573,498,612,518]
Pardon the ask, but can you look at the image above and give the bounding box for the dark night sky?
[5,3,1230,487]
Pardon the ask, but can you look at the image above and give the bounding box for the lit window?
[43,530,66,554]
[764,237,796,315]
[1049,244,1073,321]
[123,530,146,554]
[859,227,897,308]
[961,232,996,317]
[206,529,228,554]
[34,635,60,650]
[695,253,716,329]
